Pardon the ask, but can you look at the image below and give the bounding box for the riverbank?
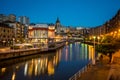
[0,43,65,61]
[78,54,120,80]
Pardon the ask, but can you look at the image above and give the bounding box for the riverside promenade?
[0,43,65,60]
[78,55,120,80]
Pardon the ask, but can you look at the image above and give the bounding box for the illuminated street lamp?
[2,40,6,46]
[111,32,113,35]
[114,31,117,38]
[93,36,96,47]
[92,36,96,65]
[13,38,15,50]
[97,36,100,44]
[114,31,117,34]
[118,29,120,38]
[119,29,120,32]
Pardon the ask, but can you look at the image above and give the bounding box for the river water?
[0,42,94,80]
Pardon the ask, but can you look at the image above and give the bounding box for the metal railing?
[69,61,92,80]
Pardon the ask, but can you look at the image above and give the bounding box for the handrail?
[69,61,92,80]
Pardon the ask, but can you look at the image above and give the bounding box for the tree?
[96,35,120,63]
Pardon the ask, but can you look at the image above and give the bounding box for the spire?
[56,17,60,23]
[118,9,120,14]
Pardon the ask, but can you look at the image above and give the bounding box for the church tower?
[55,17,61,34]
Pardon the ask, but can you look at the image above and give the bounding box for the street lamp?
[114,31,117,38]
[2,40,6,46]
[93,36,96,47]
[119,29,120,32]
[92,36,96,65]
[13,38,15,50]
[118,29,120,38]
[97,36,100,44]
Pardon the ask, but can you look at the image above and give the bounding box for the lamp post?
[118,29,120,38]
[13,38,15,50]
[2,40,6,47]
[97,36,100,44]
[92,36,96,65]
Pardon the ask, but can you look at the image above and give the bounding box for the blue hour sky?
[0,0,120,27]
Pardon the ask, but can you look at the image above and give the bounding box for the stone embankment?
[0,43,64,61]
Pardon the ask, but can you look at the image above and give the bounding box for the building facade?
[18,16,29,25]
[8,14,16,22]
[0,14,8,22]
[48,24,55,39]
[6,22,25,43]
[0,23,14,47]
[55,17,62,34]
[88,9,120,41]
[28,24,48,44]
[0,14,16,22]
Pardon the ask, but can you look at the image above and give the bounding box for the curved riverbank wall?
[0,48,41,60]
[0,43,65,61]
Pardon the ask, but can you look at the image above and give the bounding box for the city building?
[0,14,8,22]
[6,21,25,43]
[0,14,16,22]
[88,9,120,41]
[8,14,16,22]
[28,24,48,44]
[48,24,55,39]
[18,16,29,39]
[0,23,14,47]
[55,17,62,35]
[18,16,29,25]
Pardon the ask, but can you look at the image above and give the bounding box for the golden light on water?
[11,72,16,80]
[24,63,28,76]
[48,61,54,75]
[1,68,6,73]
[65,46,68,61]
[88,45,94,60]
[16,66,19,69]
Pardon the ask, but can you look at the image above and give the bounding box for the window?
[3,29,5,32]
[3,35,6,38]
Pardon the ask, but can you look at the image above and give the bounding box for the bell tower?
[55,17,61,34]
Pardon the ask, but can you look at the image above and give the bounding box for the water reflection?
[12,72,16,80]
[70,44,72,61]
[89,45,94,60]
[65,45,69,61]
[23,52,60,77]
[0,42,95,80]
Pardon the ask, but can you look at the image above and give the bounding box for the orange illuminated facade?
[48,25,55,39]
[28,24,48,44]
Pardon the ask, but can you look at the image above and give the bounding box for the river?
[0,42,94,80]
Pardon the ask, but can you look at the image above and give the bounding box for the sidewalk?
[0,47,10,52]
[78,55,120,80]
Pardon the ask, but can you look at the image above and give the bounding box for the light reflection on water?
[0,42,94,80]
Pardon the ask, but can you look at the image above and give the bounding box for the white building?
[28,24,48,44]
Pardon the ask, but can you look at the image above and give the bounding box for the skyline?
[0,0,120,27]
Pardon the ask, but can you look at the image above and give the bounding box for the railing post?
[75,74,76,80]
[79,70,81,77]
[69,61,92,80]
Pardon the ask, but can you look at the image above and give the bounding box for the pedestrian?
[100,54,103,61]
[109,75,114,80]
[99,54,103,66]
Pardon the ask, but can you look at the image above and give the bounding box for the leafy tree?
[96,35,120,63]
